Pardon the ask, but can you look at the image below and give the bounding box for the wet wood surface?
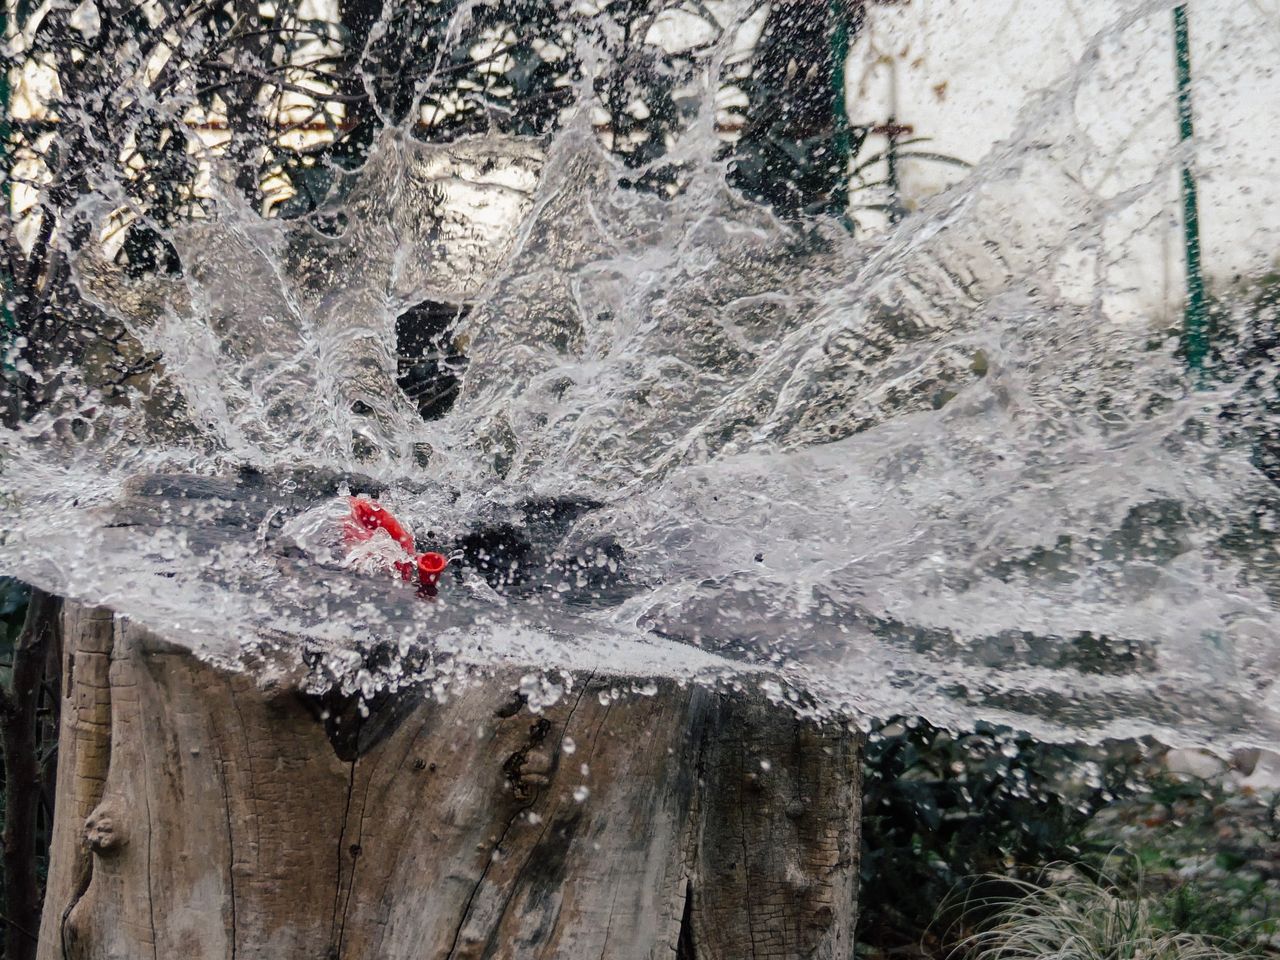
[38,602,862,960]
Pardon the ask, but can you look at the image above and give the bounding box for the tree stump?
[37,602,862,959]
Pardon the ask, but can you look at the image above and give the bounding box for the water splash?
[2,0,1278,750]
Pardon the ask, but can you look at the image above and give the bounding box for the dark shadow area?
[395,300,470,421]
[451,497,633,605]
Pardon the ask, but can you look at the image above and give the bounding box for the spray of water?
[2,0,1278,749]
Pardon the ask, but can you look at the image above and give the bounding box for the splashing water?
[2,0,1279,749]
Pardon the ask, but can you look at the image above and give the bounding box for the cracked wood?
[37,603,861,959]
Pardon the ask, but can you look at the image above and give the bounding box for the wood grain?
[38,603,862,959]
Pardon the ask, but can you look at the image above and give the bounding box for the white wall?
[843,0,1280,320]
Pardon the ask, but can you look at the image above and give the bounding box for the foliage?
[2,0,862,430]
[0,578,30,653]
[1081,767,1280,948]
[946,868,1267,960]
[858,712,1280,960]
[730,0,862,216]
[858,718,1151,954]
[1199,272,1280,484]
[1160,884,1258,943]
[2,0,846,232]
[0,582,57,960]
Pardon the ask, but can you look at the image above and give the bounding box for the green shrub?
[858,717,1150,953]
[948,869,1261,960]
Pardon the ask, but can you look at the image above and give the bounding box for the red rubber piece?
[343,496,450,589]
[417,551,448,587]
[345,496,416,553]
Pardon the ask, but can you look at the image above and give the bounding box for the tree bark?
[38,602,862,959]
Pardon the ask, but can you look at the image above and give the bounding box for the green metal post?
[1174,4,1207,372]
[829,0,852,227]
